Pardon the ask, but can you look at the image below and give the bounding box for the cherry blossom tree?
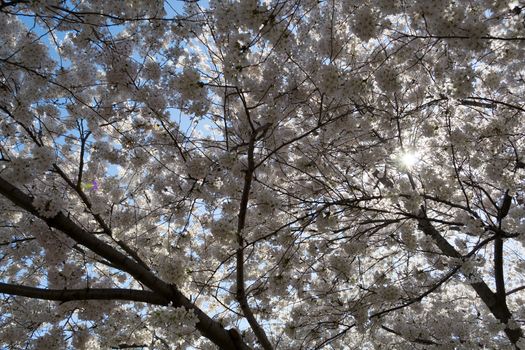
[1,0,525,348]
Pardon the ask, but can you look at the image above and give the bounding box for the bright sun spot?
[400,151,420,168]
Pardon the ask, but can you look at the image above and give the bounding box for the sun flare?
[400,151,420,168]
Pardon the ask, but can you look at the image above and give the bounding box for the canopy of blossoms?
[1,0,525,349]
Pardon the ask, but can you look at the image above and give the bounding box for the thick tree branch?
[0,283,169,305]
[417,211,523,346]
[1,103,150,273]
[0,176,250,350]
[235,130,273,350]
[494,235,506,300]
[495,191,512,306]
[371,168,523,344]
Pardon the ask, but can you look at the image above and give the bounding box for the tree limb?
[380,325,439,345]
[235,129,273,350]
[0,283,169,305]
[417,210,523,346]
[0,176,251,350]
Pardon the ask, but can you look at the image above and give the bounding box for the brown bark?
[0,176,251,350]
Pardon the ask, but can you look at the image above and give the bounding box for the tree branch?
[0,176,251,350]
[0,283,169,305]
[235,129,273,350]
[380,325,439,345]
[398,32,525,42]
[52,164,152,272]
[507,285,525,296]
[495,191,512,305]
[0,0,28,11]
[417,210,523,346]
[371,266,460,319]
